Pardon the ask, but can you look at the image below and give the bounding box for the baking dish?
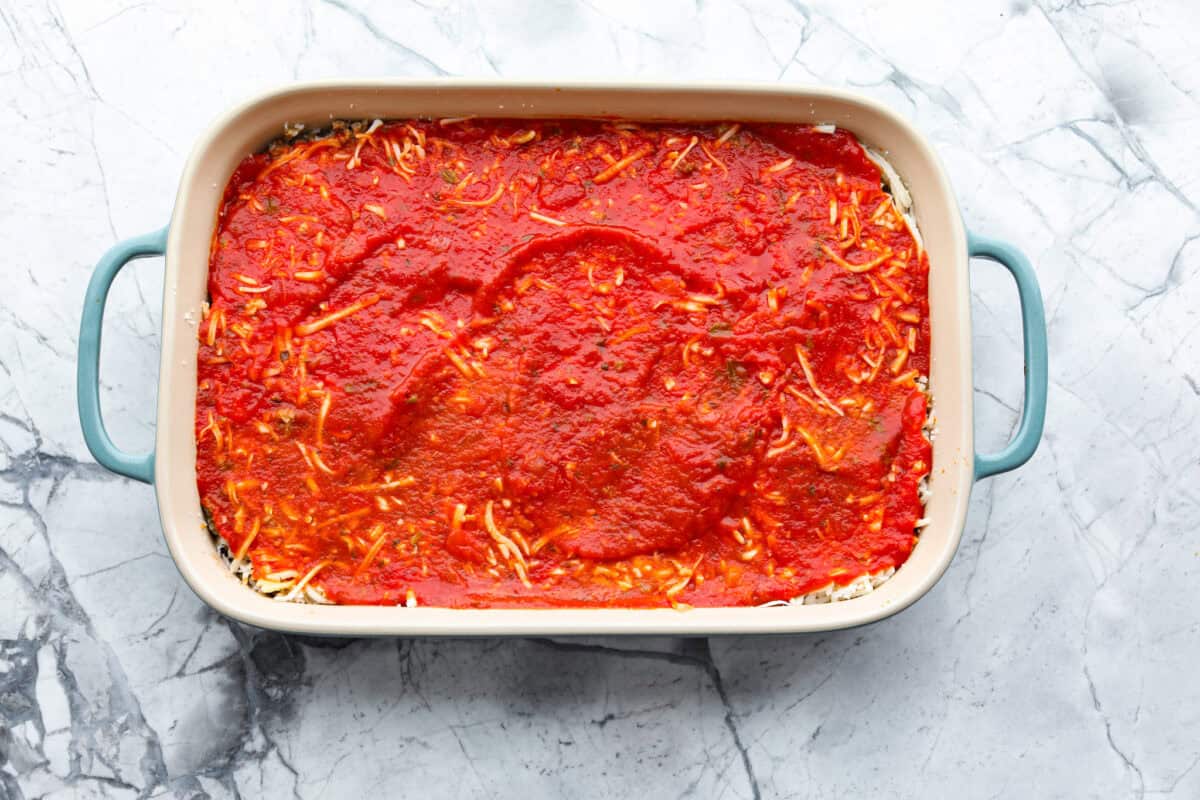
[76,81,1047,635]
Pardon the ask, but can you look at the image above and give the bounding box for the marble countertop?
[2,0,1197,797]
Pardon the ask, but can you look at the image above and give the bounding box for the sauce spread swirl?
[196,119,931,608]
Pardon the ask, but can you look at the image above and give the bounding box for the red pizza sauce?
[195,119,931,608]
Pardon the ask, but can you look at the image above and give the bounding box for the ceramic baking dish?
[76,81,1047,635]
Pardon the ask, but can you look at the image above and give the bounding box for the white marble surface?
[2,0,1198,796]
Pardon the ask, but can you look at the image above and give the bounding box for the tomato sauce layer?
[196,119,932,608]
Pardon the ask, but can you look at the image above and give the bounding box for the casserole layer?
[195,118,932,609]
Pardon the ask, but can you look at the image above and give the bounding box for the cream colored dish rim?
[155,80,972,635]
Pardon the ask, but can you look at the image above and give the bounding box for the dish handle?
[77,227,169,484]
[968,231,1049,480]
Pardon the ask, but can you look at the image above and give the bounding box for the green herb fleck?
[440,168,459,184]
[723,358,746,386]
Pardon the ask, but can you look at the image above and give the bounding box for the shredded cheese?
[593,145,652,184]
[294,293,380,336]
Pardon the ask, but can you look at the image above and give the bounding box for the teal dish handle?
[968,232,1049,480]
[77,227,169,484]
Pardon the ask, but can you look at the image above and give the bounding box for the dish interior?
[195,117,932,610]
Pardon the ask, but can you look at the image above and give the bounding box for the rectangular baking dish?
[76,81,1047,636]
